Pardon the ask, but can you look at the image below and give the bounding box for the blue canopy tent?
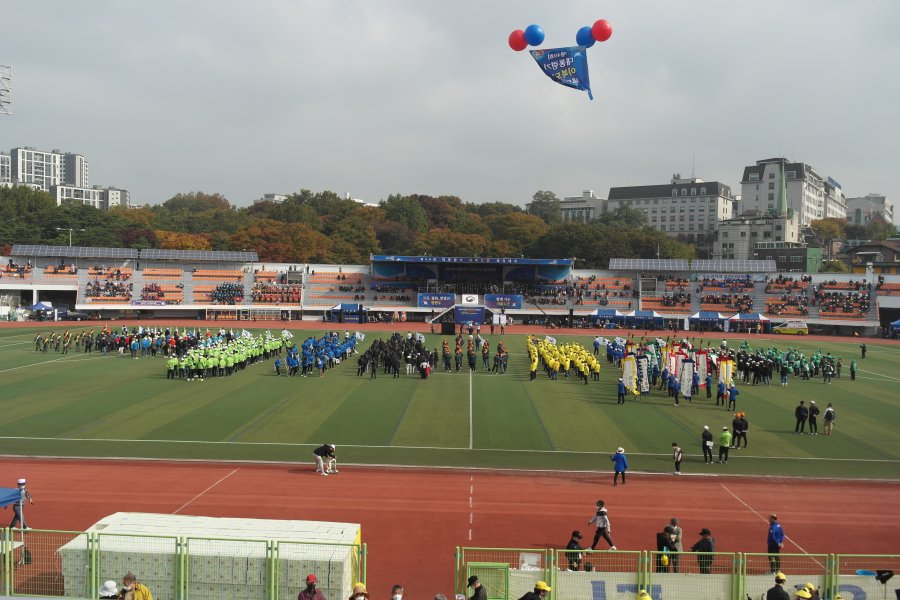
[728,312,771,333]
[891,319,900,332]
[688,310,727,332]
[623,310,664,328]
[328,303,368,324]
[24,302,53,312]
[591,308,625,326]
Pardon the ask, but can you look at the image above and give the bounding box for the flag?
[545,335,557,345]
[415,333,425,343]
[281,328,294,340]
[355,331,366,341]
[241,329,252,339]
[530,46,593,99]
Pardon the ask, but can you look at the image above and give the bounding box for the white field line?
[0,354,104,374]
[1,435,898,463]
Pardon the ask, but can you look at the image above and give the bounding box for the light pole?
[55,227,85,247]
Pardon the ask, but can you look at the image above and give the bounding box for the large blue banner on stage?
[417,293,455,308]
[530,46,592,99]
[454,306,485,325]
[484,294,523,310]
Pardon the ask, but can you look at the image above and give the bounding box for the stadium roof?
[608,258,690,271]
[139,249,259,262]
[11,244,138,259]
[371,255,573,266]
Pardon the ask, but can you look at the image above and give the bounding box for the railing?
[456,547,900,600]
[1,529,365,600]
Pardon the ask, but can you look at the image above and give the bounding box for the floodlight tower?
[0,65,11,115]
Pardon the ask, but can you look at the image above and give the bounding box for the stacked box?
[57,513,361,600]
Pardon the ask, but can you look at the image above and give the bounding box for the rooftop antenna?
[691,153,695,179]
[0,65,11,115]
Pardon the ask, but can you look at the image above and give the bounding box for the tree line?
[0,186,696,268]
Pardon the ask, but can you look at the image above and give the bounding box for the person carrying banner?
[8,478,34,529]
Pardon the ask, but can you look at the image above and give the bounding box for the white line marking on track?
[719,482,821,566]
[173,468,239,514]
[468,475,474,541]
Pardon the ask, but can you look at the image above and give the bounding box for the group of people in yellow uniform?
[527,336,601,384]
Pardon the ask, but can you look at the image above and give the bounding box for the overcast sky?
[2,1,898,220]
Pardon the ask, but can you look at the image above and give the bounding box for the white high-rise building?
[10,146,61,192]
[846,193,894,226]
[740,157,846,226]
[0,152,10,187]
[61,152,89,187]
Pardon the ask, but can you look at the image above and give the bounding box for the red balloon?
[508,29,528,51]
[592,19,613,42]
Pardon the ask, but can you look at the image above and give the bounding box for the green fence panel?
[456,548,551,599]
[743,553,829,600]
[645,551,737,600]
[274,541,362,600]
[95,533,180,600]
[551,549,642,600]
[13,528,92,598]
[834,554,900,600]
[184,536,268,600]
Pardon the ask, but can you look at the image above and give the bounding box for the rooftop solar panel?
[691,259,776,273]
[138,249,259,262]
[609,258,690,271]
[11,244,139,259]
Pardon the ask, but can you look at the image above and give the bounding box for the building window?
[769,182,775,190]
[681,189,687,196]
[778,255,787,262]
[786,170,796,178]
[691,188,697,195]
[790,256,802,263]
[769,172,775,179]
[700,187,706,194]
[740,231,746,237]
[672,190,678,197]
[750,173,760,181]
[768,193,775,201]
[722,232,729,238]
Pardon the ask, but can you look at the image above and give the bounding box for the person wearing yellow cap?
[636,590,650,599]
[765,572,790,600]
[349,583,368,600]
[801,582,820,600]
[516,581,550,600]
[794,589,811,599]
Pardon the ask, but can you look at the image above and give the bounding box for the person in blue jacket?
[616,378,626,405]
[705,373,713,399]
[727,384,740,411]
[274,356,283,376]
[611,447,629,486]
[716,380,727,406]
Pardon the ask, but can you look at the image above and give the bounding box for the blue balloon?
[524,24,545,47]
[576,25,595,48]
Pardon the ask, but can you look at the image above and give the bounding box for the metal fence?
[457,547,900,600]
[1,529,365,600]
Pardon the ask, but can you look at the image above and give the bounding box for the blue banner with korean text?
[417,293,455,308]
[484,294,523,310]
[529,46,592,100]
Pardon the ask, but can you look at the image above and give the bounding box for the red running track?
[2,458,899,598]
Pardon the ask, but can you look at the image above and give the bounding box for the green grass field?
[2,325,899,479]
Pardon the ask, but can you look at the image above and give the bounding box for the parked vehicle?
[772,320,808,335]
